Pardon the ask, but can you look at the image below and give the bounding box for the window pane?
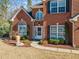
[50,25,57,39]
[58,25,65,32]
[38,27,41,35]
[59,7,65,12]
[50,0,57,13]
[51,0,57,2]
[59,0,65,7]
[58,33,65,39]
[51,8,57,13]
[50,33,57,39]
[39,13,43,20]
[36,15,39,20]
[51,2,57,7]
[35,10,43,20]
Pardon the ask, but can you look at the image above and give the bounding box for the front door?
[33,26,43,40]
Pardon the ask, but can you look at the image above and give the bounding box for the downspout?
[70,19,75,48]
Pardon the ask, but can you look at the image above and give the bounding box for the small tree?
[0,20,10,36]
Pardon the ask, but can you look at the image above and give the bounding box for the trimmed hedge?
[59,39,65,44]
[49,39,60,45]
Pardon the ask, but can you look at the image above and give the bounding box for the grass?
[0,39,79,59]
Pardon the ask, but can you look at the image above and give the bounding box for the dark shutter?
[48,25,50,39]
[47,1,50,13]
[66,0,69,12]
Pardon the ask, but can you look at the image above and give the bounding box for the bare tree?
[0,0,10,20]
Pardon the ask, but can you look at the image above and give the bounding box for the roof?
[31,2,43,8]
[11,2,43,21]
[11,6,34,21]
[31,5,43,8]
[70,13,79,22]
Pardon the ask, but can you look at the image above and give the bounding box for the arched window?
[35,9,44,20]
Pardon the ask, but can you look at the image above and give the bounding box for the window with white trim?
[18,21,27,36]
[50,0,66,14]
[35,9,44,21]
[50,25,65,40]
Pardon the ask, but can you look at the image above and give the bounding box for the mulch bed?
[44,44,73,49]
[3,39,31,47]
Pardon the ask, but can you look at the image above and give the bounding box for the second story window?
[50,0,66,14]
[35,9,44,21]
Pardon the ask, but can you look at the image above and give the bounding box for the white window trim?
[18,19,27,36]
[50,0,66,14]
[50,24,65,40]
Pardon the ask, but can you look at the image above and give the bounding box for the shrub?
[49,39,60,45]
[12,35,16,40]
[0,20,10,36]
[39,39,48,45]
[21,35,27,40]
[38,40,43,45]
[21,40,31,46]
[59,39,65,44]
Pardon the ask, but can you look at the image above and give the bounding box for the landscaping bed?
[38,39,73,49]
[3,39,31,47]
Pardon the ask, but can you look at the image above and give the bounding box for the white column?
[56,23,59,39]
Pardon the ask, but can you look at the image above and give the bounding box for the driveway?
[0,40,79,59]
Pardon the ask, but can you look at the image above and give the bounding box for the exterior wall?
[43,13,72,44]
[44,13,71,25]
[12,0,74,46]
[12,9,32,40]
[74,17,79,47]
[71,0,79,17]
[34,21,43,26]
[31,0,72,44]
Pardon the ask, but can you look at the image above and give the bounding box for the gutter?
[69,19,76,48]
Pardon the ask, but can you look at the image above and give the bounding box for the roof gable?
[11,7,33,21]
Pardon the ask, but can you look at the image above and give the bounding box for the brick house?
[12,0,79,47]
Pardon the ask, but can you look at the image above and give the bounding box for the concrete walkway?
[31,41,79,54]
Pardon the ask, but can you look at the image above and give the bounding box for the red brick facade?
[12,9,33,40]
[71,0,79,17]
[12,0,79,47]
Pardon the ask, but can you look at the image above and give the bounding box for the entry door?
[18,24,27,36]
[34,26,43,40]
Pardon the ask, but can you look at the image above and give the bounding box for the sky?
[9,0,42,12]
